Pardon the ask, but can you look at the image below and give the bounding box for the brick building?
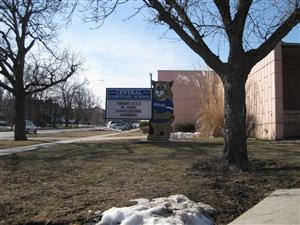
[158,42,300,140]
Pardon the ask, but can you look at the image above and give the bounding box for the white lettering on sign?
[116,90,142,95]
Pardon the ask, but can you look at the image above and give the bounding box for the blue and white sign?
[106,88,152,119]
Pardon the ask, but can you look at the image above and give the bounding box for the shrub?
[139,121,149,127]
[174,123,195,132]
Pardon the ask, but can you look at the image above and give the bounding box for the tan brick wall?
[158,70,207,126]
[246,44,284,140]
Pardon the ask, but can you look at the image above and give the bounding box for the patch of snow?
[170,132,201,140]
[95,194,215,225]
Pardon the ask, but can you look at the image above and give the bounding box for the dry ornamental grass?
[195,71,224,137]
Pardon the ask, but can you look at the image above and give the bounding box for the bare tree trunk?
[65,117,69,127]
[222,73,251,171]
[52,112,57,128]
[14,85,27,141]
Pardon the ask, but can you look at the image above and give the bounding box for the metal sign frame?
[105,88,152,120]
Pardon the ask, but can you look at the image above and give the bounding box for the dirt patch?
[0,139,299,225]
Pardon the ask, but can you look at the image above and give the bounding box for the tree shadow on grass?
[257,165,300,171]
[121,141,223,164]
[188,157,300,174]
[251,159,300,172]
[3,141,217,166]
[135,140,223,147]
[0,141,224,168]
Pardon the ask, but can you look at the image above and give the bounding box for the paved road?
[0,127,93,139]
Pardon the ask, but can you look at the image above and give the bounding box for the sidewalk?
[0,130,146,156]
[228,189,300,225]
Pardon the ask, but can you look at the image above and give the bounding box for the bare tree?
[0,0,81,140]
[55,78,86,127]
[0,85,14,124]
[74,86,97,126]
[24,90,61,127]
[83,0,300,170]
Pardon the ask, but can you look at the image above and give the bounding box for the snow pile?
[170,132,201,140]
[95,194,215,225]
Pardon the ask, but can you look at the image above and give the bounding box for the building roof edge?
[281,42,300,47]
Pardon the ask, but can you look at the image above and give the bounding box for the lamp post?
[149,73,153,88]
[97,79,105,125]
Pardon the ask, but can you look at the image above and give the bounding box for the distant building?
[158,42,300,140]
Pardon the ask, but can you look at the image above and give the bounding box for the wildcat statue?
[148,80,174,141]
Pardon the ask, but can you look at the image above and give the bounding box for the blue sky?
[59,4,300,107]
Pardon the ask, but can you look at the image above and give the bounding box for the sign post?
[106,88,152,120]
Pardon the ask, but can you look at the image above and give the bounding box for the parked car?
[0,121,10,131]
[131,122,140,128]
[107,121,130,130]
[25,120,38,134]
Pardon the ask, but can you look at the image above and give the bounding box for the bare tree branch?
[0,80,14,94]
[0,60,15,86]
[232,0,253,32]
[24,61,82,95]
[247,6,300,66]
[144,0,225,73]
[213,0,232,30]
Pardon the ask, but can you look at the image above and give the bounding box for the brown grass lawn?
[27,130,115,139]
[0,130,142,150]
[0,139,51,149]
[28,129,144,139]
[0,139,299,225]
[0,131,111,150]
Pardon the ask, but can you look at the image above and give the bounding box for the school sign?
[106,88,152,119]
